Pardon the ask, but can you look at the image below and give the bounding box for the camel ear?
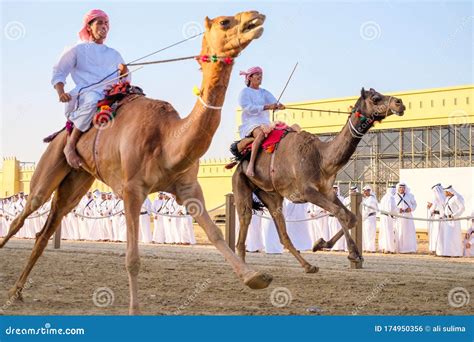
[360,87,366,99]
[204,16,212,31]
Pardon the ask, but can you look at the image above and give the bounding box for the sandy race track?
[0,239,473,316]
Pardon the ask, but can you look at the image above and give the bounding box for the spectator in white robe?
[51,9,130,169]
[307,203,329,245]
[90,192,107,240]
[427,184,446,254]
[175,204,196,245]
[152,193,166,243]
[378,186,397,253]
[76,192,94,240]
[463,214,474,257]
[2,198,14,237]
[139,197,153,243]
[328,185,347,251]
[161,194,174,244]
[436,186,465,257]
[38,198,52,234]
[261,208,283,254]
[395,182,417,253]
[283,199,312,251]
[362,185,378,252]
[110,194,125,242]
[0,198,8,237]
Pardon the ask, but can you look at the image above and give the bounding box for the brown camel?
[232,88,405,272]
[0,11,273,315]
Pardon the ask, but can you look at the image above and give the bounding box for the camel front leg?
[232,168,256,262]
[8,170,93,301]
[256,190,318,273]
[175,181,272,290]
[305,188,362,262]
[122,185,147,315]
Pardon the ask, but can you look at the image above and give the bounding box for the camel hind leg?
[232,167,256,262]
[0,134,71,248]
[7,170,93,301]
[255,190,319,273]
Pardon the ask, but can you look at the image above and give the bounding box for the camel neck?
[178,55,233,162]
[323,113,372,173]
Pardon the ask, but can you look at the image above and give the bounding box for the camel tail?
[252,191,266,212]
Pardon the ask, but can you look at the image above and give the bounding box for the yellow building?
[1,85,473,209]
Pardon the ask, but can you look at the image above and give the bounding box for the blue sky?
[1,0,472,163]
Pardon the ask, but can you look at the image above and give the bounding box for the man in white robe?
[110,193,125,242]
[378,186,397,253]
[395,182,417,253]
[51,9,130,168]
[307,203,329,245]
[176,204,196,245]
[76,192,94,240]
[427,184,446,254]
[139,197,152,243]
[242,194,264,252]
[463,215,474,257]
[436,186,464,257]
[0,198,8,237]
[152,193,166,243]
[362,185,378,252]
[283,199,312,251]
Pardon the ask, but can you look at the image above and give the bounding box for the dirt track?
[0,239,473,315]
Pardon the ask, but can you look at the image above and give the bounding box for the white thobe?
[463,226,474,257]
[139,198,152,243]
[395,193,417,253]
[238,87,277,138]
[111,199,126,242]
[283,200,312,251]
[51,42,129,132]
[362,195,378,252]
[152,198,166,243]
[176,205,196,244]
[436,195,464,257]
[378,193,397,253]
[427,201,444,252]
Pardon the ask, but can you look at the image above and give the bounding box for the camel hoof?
[304,265,319,273]
[312,238,326,252]
[243,271,273,289]
[348,254,364,262]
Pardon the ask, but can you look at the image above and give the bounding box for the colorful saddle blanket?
[226,123,293,169]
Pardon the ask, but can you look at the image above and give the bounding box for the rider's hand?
[58,92,72,103]
[118,63,129,76]
[276,103,285,110]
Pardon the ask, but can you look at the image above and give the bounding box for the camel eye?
[372,95,381,103]
[220,19,230,27]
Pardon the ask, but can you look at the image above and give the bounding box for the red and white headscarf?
[239,66,263,83]
[78,9,109,42]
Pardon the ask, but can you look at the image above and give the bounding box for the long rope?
[284,106,351,115]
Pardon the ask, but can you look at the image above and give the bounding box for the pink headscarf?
[78,9,109,42]
[239,66,263,83]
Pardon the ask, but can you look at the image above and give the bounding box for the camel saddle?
[43,81,145,143]
[226,123,293,169]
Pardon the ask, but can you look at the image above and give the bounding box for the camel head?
[357,88,405,121]
[201,11,265,58]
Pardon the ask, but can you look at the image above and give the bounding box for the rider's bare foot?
[63,145,83,169]
[245,164,255,177]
